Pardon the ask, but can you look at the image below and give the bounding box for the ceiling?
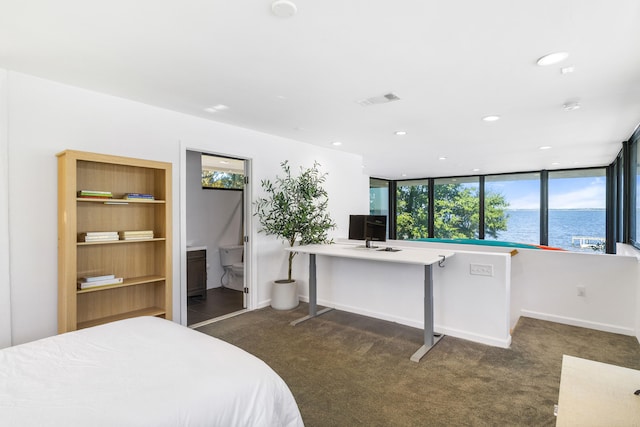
[2,0,640,180]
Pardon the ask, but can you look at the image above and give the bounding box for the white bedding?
[0,316,304,427]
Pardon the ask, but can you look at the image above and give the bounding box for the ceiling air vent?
[356,92,401,107]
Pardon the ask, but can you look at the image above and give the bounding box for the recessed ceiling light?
[551,162,560,166]
[204,104,229,113]
[276,95,287,100]
[536,52,569,66]
[438,156,447,161]
[271,0,297,18]
[482,115,500,122]
[563,101,581,111]
[331,141,342,146]
[561,66,575,74]
[472,168,481,172]
[394,130,407,136]
[539,146,552,150]
[401,173,407,177]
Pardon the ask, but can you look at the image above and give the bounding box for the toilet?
[219,245,244,291]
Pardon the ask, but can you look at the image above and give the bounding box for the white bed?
[0,316,304,426]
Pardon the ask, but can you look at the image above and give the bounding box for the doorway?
[184,150,250,327]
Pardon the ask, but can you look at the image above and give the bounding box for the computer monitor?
[348,215,387,247]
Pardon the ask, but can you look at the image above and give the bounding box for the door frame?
[179,142,255,326]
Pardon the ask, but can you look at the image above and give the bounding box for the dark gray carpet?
[197,304,640,426]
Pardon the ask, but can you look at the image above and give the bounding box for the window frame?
[201,153,245,191]
[371,161,626,254]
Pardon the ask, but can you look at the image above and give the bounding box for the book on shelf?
[80,274,116,283]
[78,190,113,198]
[123,193,155,200]
[78,195,113,199]
[119,230,154,240]
[83,236,119,242]
[120,230,153,236]
[79,231,119,242]
[77,277,123,289]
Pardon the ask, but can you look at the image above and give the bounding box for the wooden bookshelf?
[57,150,172,333]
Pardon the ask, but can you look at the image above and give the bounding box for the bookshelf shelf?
[58,150,173,333]
[77,197,165,204]
[77,307,166,330]
[76,275,166,294]
[77,238,166,246]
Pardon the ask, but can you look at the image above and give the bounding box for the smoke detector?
[356,92,401,107]
[271,0,297,18]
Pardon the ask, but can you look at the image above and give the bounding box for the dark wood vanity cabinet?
[187,249,207,299]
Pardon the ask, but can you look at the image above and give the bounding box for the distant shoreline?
[505,208,605,211]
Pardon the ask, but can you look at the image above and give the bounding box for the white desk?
[285,243,455,362]
[556,355,640,426]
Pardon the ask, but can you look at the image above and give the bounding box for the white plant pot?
[271,279,299,310]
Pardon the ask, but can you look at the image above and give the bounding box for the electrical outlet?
[577,285,586,297]
[470,263,493,277]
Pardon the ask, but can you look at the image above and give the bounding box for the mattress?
[0,316,304,426]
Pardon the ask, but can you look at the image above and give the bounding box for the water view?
[490,209,606,253]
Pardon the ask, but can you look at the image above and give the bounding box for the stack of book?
[123,193,155,200]
[79,231,119,242]
[119,230,154,240]
[77,190,113,199]
[77,274,123,290]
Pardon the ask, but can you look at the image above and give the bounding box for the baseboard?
[316,300,424,329]
[521,310,635,336]
[437,326,512,349]
[299,296,512,348]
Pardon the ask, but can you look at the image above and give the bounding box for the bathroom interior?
[186,151,246,326]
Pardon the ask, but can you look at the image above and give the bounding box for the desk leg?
[290,254,333,326]
[410,264,444,362]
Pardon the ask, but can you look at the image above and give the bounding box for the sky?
[485,176,606,210]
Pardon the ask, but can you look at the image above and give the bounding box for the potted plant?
[255,160,336,310]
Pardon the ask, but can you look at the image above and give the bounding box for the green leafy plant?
[255,160,336,282]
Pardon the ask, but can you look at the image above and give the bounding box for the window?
[396,179,429,239]
[634,142,640,246]
[201,154,245,190]
[434,177,479,239]
[548,169,606,253]
[369,178,389,216]
[369,178,390,239]
[616,150,624,242]
[629,129,640,250]
[484,173,540,244]
[375,143,633,254]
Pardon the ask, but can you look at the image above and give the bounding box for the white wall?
[0,69,11,348]
[186,150,243,290]
[308,239,513,348]
[250,151,370,308]
[308,237,637,349]
[514,250,636,335]
[391,240,637,337]
[616,243,640,342]
[3,69,367,345]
